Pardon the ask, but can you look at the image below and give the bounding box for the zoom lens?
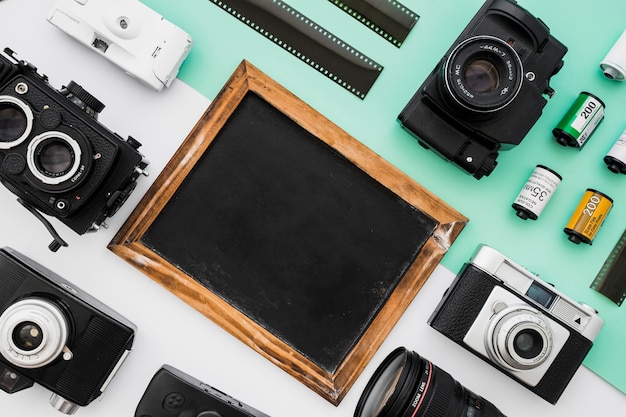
[0,96,33,149]
[443,36,523,113]
[355,347,506,417]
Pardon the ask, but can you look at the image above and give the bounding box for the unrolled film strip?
[591,229,626,306]
[208,0,383,99]
[327,0,419,47]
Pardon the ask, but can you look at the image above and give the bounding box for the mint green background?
[141,0,626,393]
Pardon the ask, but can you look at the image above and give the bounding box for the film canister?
[604,128,626,174]
[552,92,605,148]
[600,29,626,81]
[512,165,562,220]
[564,189,613,245]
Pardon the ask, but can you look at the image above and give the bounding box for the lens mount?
[443,35,523,113]
[26,131,84,186]
[0,298,69,369]
[0,95,33,149]
[487,305,552,371]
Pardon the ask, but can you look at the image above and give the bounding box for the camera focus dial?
[443,36,523,113]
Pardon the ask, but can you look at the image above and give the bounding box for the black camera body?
[135,365,271,417]
[428,245,603,404]
[398,0,567,179]
[0,247,136,414]
[0,48,148,242]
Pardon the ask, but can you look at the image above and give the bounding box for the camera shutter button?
[163,392,185,411]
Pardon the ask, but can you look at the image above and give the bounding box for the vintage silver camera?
[0,247,136,414]
[428,245,604,404]
[47,0,193,91]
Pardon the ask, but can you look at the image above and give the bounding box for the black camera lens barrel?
[354,347,507,417]
[443,35,524,113]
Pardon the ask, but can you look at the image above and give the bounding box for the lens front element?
[26,131,83,186]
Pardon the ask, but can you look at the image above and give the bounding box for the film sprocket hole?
[0,247,136,414]
[398,0,567,179]
[428,245,604,404]
[0,48,148,250]
[135,365,271,417]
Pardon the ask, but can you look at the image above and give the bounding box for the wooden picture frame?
[108,60,467,405]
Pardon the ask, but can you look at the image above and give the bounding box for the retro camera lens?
[27,131,83,186]
[489,307,552,370]
[0,298,69,369]
[354,347,506,417]
[0,96,33,148]
[443,36,523,113]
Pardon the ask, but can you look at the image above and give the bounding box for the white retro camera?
[47,0,193,91]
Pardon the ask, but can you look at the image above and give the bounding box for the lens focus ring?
[0,298,69,369]
[443,35,523,113]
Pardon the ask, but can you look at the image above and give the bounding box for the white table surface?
[0,0,625,416]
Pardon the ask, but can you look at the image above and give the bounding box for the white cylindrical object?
[600,29,626,81]
[512,165,562,220]
[604,128,626,174]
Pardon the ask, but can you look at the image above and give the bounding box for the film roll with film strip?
[591,228,626,306]
[327,0,419,47]
[209,0,384,99]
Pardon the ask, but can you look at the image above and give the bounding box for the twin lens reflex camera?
[0,48,148,251]
[398,0,567,179]
[428,245,604,404]
[0,247,136,414]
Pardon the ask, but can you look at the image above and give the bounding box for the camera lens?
[0,96,33,148]
[354,347,506,417]
[26,131,85,188]
[38,140,74,176]
[488,307,552,371]
[464,59,499,94]
[12,321,44,351]
[0,298,69,369]
[513,329,544,360]
[443,36,523,113]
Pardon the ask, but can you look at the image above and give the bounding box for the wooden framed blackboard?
[108,60,467,405]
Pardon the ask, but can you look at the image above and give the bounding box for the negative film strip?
[327,0,419,47]
[591,228,626,306]
[208,0,383,99]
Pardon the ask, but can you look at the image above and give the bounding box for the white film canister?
[604,128,626,174]
[512,165,562,220]
[600,29,626,81]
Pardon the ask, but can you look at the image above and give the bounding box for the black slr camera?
[398,0,567,179]
[0,48,148,250]
[0,247,136,414]
[428,245,604,404]
[135,365,271,417]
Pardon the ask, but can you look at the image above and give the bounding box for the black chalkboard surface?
[142,92,437,374]
[109,60,467,405]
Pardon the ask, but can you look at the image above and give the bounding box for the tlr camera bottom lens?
[354,347,506,417]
